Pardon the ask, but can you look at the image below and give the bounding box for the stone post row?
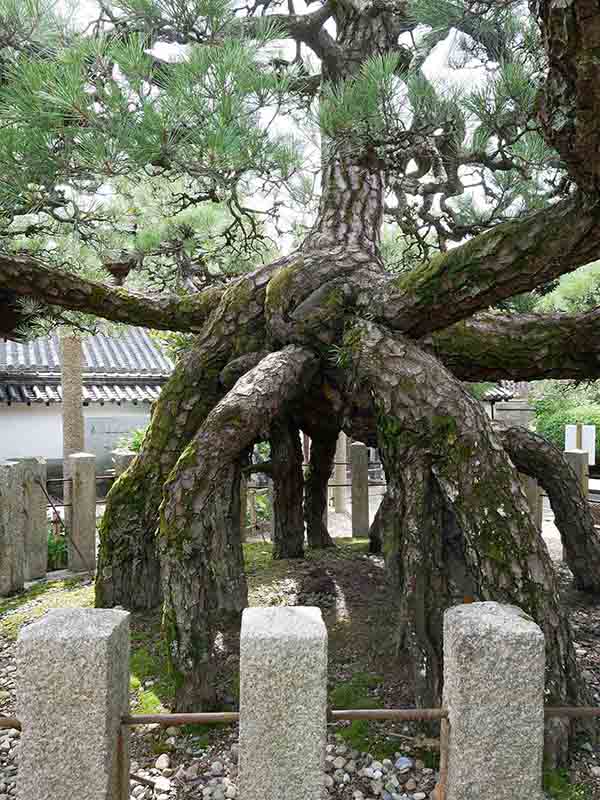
[15,602,546,800]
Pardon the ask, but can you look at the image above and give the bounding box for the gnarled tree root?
[352,320,591,766]
[160,346,319,710]
[498,424,600,592]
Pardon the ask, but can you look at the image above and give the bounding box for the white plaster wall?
[0,403,151,465]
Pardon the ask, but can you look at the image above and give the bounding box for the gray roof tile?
[0,327,173,376]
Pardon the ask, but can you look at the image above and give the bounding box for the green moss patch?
[544,769,592,800]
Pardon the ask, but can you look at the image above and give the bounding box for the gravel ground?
[1,533,600,798]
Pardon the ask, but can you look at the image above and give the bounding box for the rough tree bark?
[368,499,384,554]
[498,424,600,592]
[270,416,305,559]
[95,265,281,609]
[159,346,318,709]
[303,428,338,549]
[351,320,590,762]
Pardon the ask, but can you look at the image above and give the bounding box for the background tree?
[3,0,600,763]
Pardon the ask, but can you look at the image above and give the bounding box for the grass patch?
[0,577,93,639]
[243,538,369,576]
[129,617,176,714]
[330,671,396,759]
[544,769,592,800]
[330,671,382,710]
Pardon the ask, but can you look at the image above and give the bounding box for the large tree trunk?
[352,320,590,764]
[162,457,246,710]
[96,334,231,609]
[160,347,318,708]
[377,452,450,710]
[95,268,275,610]
[303,428,337,549]
[270,417,305,559]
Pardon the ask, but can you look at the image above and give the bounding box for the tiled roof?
[482,382,517,403]
[0,327,173,376]
[0,328,173,405]
[0,382,163,405]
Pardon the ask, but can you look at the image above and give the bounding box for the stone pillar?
[17,608,130,800]
[110,449,136,476]
[20,458,48,580]
[494,399,535,429]
[0,461,25,596]
[563,449,589,562]
[333,432,347,513]
[564,448,589,497]
[520,473,543,531]
[248,486,257,535]
[351,442,369,538]
[68,452,96,573]
[240,474,248,542]
[443,602,545,800]
[239,607,327,800]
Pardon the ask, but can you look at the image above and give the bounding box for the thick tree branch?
[244,2,340,75]
[160,345,319,708]
[428,308,600,382]
[0,253,226,333]
[350,319,590,752]
[365,195,600,337]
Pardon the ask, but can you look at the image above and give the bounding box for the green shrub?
[534,403,600,461]
[47,527,67,571]
[253,490,272,521]
[543,769,591,799]
[118,425,148,452]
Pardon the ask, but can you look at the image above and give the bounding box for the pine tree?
[1,0,600,762]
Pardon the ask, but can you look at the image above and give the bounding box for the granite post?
[333,432,348,513]
[239,607,328,800]
[520,473,543,531]
[68,452,96,573]
[443,602,545,800]
[564,448,589,497]
[0,461,25,596]
[17,608,130,800]
[20,458,48,580]
[110,449,136,476]
[351,442,369,537]
[563,449,589,561]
